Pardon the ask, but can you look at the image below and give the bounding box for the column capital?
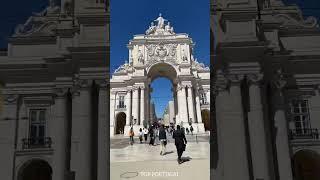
[54,87,69,98]
[177,84,187,91]
[226,74,245,85]
[3,94,18,105]
[95,79,108,89]
[247,73,263,86]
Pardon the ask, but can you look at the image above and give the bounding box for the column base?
[110,126,114,137]
[195,123,205,134]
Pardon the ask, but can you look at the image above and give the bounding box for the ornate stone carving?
[114,61,130,73]
[192,59,210,71]
[155,44,168,58]
[54,87,68,98]
[226,74,245,85]
[4,94,18,105]
[273,68,287,90]
[14,0,60,36]
[182,49,188,62]
[145,13,175,36]
[137,49,144,63]
[274,13,318,29]
[247,73,263,85]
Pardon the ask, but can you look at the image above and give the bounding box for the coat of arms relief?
[145,43,178,65]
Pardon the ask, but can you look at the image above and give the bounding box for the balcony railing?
[22,137,52,149]
[200,101,209,106]
[117,104,126,109]
[289,129,319,140]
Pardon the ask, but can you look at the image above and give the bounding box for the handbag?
[164,140,167,146]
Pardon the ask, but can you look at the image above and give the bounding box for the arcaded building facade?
[212,0,320,180]
[0,1,109,180]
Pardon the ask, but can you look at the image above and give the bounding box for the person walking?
[159,124,167,155]
[190,125,194,135]
[173,125,187,164]
[143,128,148,143]
[129,127,135,145]
[139,128,143,144]
[186,127,190,135]
[149,126,155,146]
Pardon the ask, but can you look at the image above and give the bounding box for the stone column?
[52,88,68,180]
[187,85,195,123]
[177,84,188,125]
[206,90,210,104]
[110,91,116,136]
[0,94,18,180]
[273,76,293,180]
[140,87,145,126]
[132,87,139,125]
[70,80,92,180]
[97,82,107,180]
[214,73,250,180]
[195,87,203,123]
[247,74,270,180]
[125,89,132,126]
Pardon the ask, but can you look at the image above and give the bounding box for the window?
[290,99,310,134]
[29,109,46,145]
[118,96,125,108]
[200,92,207,105]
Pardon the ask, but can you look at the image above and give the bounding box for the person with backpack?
[159,124,167,155]
[129,127,134,145]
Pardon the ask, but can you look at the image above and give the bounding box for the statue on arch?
[154,13,167,29]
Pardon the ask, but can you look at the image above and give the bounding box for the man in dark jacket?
[159,124,167,155]
[173,125,187,164]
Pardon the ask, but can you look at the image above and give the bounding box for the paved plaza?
[110,134,210,180]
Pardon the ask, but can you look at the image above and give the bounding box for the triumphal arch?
[110,14,210,136]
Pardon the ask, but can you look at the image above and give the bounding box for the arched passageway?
[18,159,52,180]
[201,109,210,131]
[115,112,126,134]
[293,150,320,180]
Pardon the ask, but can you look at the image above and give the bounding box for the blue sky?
[111,0,210,117]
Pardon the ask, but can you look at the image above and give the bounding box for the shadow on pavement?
[163,151,174,155]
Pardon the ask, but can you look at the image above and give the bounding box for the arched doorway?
[147,62,178,126]
[115,112,126,134]
[201,109,210,131]
[293,150,320,180]
[18,159,52,180]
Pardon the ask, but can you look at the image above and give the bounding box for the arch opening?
[201,109,210,131]
[293,150,320,180]
[115,112,126,134]
[18,159,52,180]
[147,63,178,126]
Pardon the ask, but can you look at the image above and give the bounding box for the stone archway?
[201,109,210,131]
[115,112,126,134]
[18,159,52,180]
[147,62,178,125]
[293,150,320,180]
[109,15,210,136]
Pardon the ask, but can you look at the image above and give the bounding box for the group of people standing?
[128,124,188,164]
